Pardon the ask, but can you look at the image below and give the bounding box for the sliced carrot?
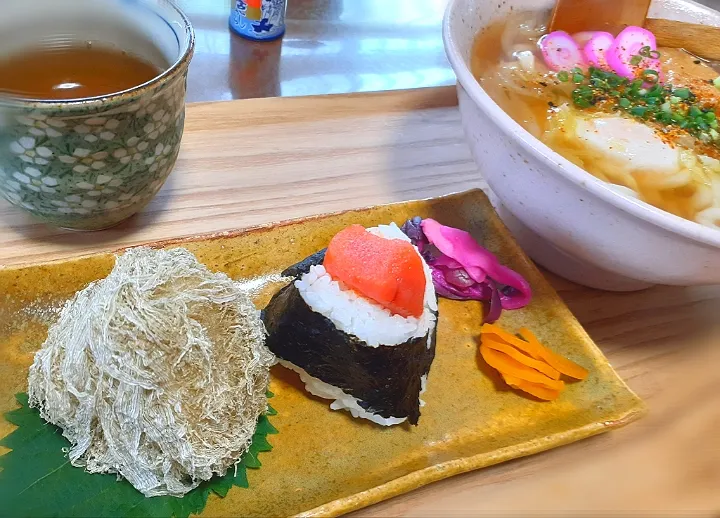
[481,323,546,360]
[481,323,590,381]
[502,373,561,401]
[479,323,589,401]
[518,328,589,380]
[479,345,565,391]
[482,338,561,380]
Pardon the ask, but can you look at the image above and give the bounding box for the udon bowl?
[443,0,720,291]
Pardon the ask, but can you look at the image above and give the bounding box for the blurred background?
[180,0,720,103]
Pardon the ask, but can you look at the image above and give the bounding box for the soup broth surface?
[0,42,162,100]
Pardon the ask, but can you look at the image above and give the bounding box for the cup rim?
[0,0,195,108]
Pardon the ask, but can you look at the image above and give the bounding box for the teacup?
[0,0,194,230]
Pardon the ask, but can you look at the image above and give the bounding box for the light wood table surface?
[1,87,719,516]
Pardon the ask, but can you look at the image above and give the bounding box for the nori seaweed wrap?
[263,223,438,426]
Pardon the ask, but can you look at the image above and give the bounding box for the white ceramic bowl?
[443,0,720,291]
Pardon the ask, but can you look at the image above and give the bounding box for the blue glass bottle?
[229,0,287,42]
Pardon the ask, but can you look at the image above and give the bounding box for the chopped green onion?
[630,55,643,66]
[557,71,569,82]
[638,47,661,60]
[672,112,686,123]
[642,70,659,84]
[647,84,663,97]
[655,111,672,124]
[568,63,720,149]
[574,98,592,108]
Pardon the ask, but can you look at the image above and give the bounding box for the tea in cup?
[0,0,194,230]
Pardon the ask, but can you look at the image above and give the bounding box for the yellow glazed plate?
[0,189,646,517]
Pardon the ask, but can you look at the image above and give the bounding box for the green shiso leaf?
[0,392,277,518]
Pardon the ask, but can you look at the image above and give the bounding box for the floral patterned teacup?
[0,0,194,230]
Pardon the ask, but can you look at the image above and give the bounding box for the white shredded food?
[27,246,274,498]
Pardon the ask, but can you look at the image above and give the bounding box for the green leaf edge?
[0,391,278,518]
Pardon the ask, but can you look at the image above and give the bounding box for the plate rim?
[0,187,649,517]
[297,405,646,517]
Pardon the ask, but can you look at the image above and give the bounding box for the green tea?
[0,42,161,100]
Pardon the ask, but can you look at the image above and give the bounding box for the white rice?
[279,360,408,426]
[279,360,430,426]
[294,223,437,348]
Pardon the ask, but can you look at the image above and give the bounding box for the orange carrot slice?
[479,323,589,401]
[518,328,589,380]
[481,323,590,381]
[482,338,561,380]
[502,373,561,401]
[481,323,546,360]
[479,345,565,391]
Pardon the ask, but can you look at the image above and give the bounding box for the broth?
[470,13,720,229]
[0,42,163,100]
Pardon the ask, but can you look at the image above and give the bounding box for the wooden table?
[2,1,719,514]
[0,86,718,516]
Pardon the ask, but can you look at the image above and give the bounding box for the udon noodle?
[471,11,720,230]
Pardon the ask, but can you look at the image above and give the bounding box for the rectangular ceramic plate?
[0,189,646,517]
